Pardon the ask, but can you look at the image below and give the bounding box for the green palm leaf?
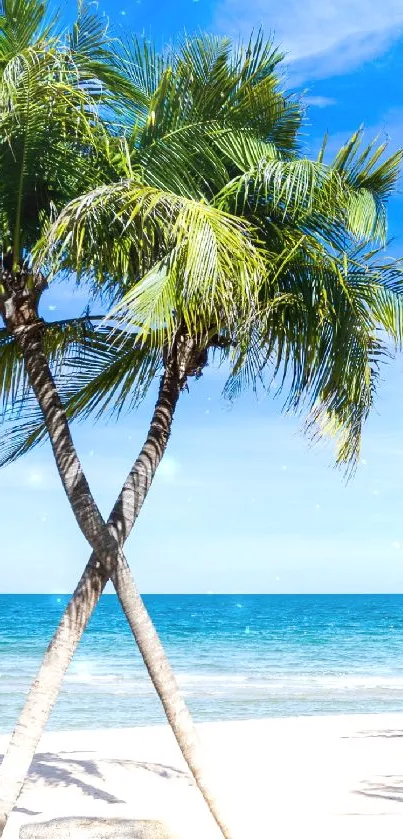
[0,0,53,67]
[37,181,265,343]
[0,43,106,262]
[0,323,162,465]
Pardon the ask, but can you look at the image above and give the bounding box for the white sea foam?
[178,673,249,684]
[63,670,403,692]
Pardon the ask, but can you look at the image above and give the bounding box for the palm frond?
[0,313,107,464]
[37,181,265,344]
[241,247,403,467]
[62,329,162,422]
[113,30,301,157]
[0,324,162,465]
[69,1,134,103]
[0,43,106,260]
[0,0,54,68]
[0,313,104,416]
[330,130,403,243]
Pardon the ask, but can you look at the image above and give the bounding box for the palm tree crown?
[1,13,402,472]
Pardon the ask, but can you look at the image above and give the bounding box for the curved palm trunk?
[0,561,108,836]
[111,561,229,833]
[0,355,177,834]
[0,323,234,839]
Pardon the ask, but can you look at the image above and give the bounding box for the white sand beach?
[3,713,403,839]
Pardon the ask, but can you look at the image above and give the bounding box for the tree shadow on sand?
[342,729,403,739]
[356,776,403,804]
[0,751,192,807]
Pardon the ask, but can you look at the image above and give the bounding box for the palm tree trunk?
[0,324,234,839]
[0,560,108,836]
[0,351,179,834]
[111,562,232,836]
[14,323,113,558]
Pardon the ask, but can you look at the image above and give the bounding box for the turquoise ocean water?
[1,594,403,732]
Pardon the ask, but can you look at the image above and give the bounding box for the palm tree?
[40,34,403,470]
[0,5,264,837]
[0,19,402,838]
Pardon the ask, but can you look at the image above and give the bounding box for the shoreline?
[3,707,403,734]
[3,712,403,837]
[4,705,403,739]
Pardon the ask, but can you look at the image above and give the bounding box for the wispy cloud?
[305,95,336,108]
[213,0,403,80]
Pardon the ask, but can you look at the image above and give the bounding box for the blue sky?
[2,0,403,593]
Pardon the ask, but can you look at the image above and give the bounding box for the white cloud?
[305,96,336,108]
[213,0,403,80]
[391,540,402,550]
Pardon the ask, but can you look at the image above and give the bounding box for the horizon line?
[1,592,403,597]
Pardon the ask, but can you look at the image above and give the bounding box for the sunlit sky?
[2,0,403,593]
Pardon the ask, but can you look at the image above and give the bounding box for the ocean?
[1,593,403,732]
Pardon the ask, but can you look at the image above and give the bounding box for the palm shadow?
[342,729,403,739]
[0,750,192,809]
[29,754,125,804]
[102,759,190,782]
[356,776,403,804]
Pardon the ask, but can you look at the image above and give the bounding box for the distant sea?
[1,594,403,732]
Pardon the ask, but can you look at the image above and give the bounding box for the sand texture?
[2,714,403,838]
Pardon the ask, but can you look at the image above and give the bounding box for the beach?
[3,596,403,836]
[3,713,403,838]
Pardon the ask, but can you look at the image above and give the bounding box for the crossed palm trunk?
[0,321,233,839]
